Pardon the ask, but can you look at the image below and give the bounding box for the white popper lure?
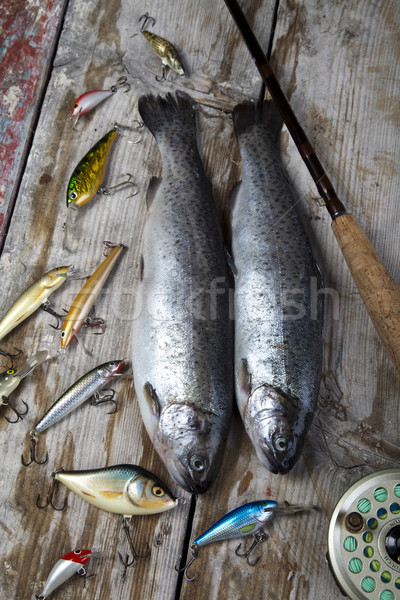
[35,548,93,599]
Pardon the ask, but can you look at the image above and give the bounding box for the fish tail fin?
[138,91,195,141]
[232,100,282,141]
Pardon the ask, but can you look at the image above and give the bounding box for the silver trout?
[131,91,233,494]
[231,101,323,474]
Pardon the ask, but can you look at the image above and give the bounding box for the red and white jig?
[71,76,130,126]
[35,548,94,599]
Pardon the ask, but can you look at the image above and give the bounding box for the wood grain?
[0,0,399,599]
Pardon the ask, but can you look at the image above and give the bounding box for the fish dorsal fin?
[145,176,162,210]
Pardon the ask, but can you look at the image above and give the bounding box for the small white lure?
[35,548,93,599]
[71,76,130,126]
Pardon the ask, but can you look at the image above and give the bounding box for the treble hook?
[98,173,138,199]
[36,470,68,511]
[89,389,118,414]
[175,544,200,582]
[118,516,151,576]
[139,12,156,32]
[0,347,22,369]
[42,300,66,330]
[21,431,48,466]
[2,395,29,423]
[235,531,267,566]
[110,75,130,94]
[84,315,105,335]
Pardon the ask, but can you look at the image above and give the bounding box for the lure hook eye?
[138,12,156,32]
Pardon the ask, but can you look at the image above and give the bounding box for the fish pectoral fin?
[238,359,252,396]
[145,176,162,210]
[140,255,144,281]
[228,180,241,213]
[225,249,238,278]
[143,382,161,418]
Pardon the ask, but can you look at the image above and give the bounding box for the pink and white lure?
[71,76,130,126]
[35,549,93,599]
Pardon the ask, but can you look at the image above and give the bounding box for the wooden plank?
[0,1,274,599]
[0,0,68,250]
[0,0,399,599]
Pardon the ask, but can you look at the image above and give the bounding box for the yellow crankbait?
[138,13,185,79]
[0,266,73,341]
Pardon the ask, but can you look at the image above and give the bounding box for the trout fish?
[131,92,233,494]
[231,101,323,474]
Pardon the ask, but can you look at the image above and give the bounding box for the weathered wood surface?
[0,0,68,250]
[0,1,399,599]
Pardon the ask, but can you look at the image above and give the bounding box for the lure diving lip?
[35,548,93,599]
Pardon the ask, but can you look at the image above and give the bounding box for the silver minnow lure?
[231,101,323,475]
[178,499,315,580]
[131,91,233,494]
[22,360,126,466]
[34,359,126,433]
[35,548,93,599]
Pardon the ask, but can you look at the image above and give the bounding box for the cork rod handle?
[331,213,400,371]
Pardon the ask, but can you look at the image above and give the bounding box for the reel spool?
[328,470,400,600]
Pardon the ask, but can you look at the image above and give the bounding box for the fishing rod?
[224,0,400,372]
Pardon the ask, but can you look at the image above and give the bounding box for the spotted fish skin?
[194,500,277,547]
[66,128,117,207]
[142,30,184,75]
[231,101,323,475]
[34,360,126,433]
[131,92,233,494]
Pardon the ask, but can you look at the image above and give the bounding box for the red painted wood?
[0,0,68,249]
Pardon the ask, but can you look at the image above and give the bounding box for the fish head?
[155,402,226,494]
[126,469,178,514]
[244,384,308,474]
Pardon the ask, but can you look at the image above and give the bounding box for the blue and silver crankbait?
[176,500,316,580]
[21,359,127,466]
[35,548,94,599]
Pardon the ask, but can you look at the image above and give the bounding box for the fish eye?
[61,331,66,338]
[74,549,81,554]
[189,455,206,473]
[152,485,165,497]
[69,191,78,200]
[273,435,289,452]
[74,103,79,109]
[6,370,14,375]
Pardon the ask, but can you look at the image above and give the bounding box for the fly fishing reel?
[328,470,400,600]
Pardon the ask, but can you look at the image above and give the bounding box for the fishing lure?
[38,465,179,572]
[61,242,125,350]
[0,265,73,341]
[177,500,316,580]
[22,359,127,466]
[0,350,50,422]
[138,13,185,80]
[71,76,130,126]
[35,548,94,599]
